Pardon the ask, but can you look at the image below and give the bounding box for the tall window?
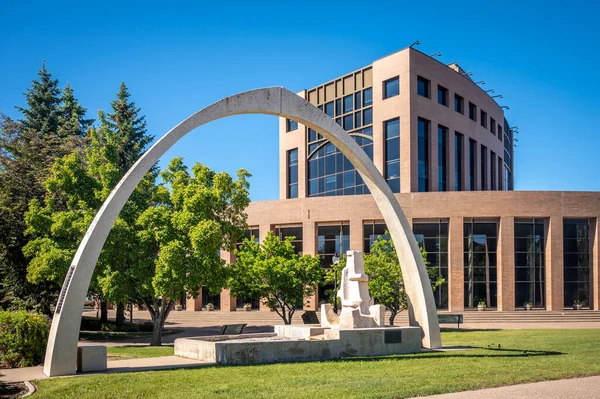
[498,157,503,191]
[491,118,496,135]
[414,220,449,309]
[385,118,400,193]
[418,118,430,192]
[469,139,476,191]
[464,220,498,308]
[468,102,477,121]
[417,76,430,98]
[438,125,448,191]
[437,85,448,106]
[363,221,389,253]
[454,94,464,114]
[317,223,350,304]
[287,148,298,198]
[515,219,546,308]
[490,151,496,191]
[274,225,303,254]
[480,110,488,128]
[236,227,260,250]
[286,119,298,132]
[480,145,487,191]
[564,219,590,307]
[455,133,463,191]
[384,77,399,98]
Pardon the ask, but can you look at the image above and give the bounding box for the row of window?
[416,75,503,142]
[241,217,592,309]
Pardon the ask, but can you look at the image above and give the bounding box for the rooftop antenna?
[501,105,510,110]
[491,94,503,99]
[430,52,442,57]
[485,89,495,93]
[410,40,420,48]
[475,81,485,85]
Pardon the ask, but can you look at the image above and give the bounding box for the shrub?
[0,311,50,368]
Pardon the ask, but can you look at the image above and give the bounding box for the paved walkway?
[0,356,213,383]
[422,375,600,398]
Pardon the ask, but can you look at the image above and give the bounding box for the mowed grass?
[106,345,174,360]
[34,329,600,399]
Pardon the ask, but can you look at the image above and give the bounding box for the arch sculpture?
[43,87,441,376]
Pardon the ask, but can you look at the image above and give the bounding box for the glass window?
[480,145,487,191]
[275,225,303,254]
[324,101,334,117]
[343,95,353,113]
[437,85,448,106]
[481,110,488,128]
[414,220,449,309]
[287,148,298,199]
[469,139,476,191]
[454,94,464,114]
[363,107,372,125]
[354,111,362,128]
[490,151,496,191]
[286,119,298,132]
[455,133,463,191]
[438,125,447,191]
[469,102,477,121]
[363,221,389,253]
[464,220,498,308]
[384,77,400,99]
[317,223,350,303]
[335,99,342,116]
[490,118,496,134]
[384,118,400,193]
[343,114,353,130]
[418,118,429,192]
[417,76,430,98]
[355,92,361,110]
[563,219,590,307]
[363,88,372,106]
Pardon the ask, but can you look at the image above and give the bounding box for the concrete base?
[77,345,107,372]
[175,325,421,365]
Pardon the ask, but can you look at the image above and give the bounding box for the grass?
[106,345,174,360]
[33,329,600,399]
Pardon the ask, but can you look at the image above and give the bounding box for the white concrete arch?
[43,87,441,377]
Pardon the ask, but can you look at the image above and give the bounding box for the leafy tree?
[134,158,251,345]
[229,232,322,325]
[0,63,92,313]
[325,235,444,325]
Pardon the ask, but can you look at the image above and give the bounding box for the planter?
[573,303,583,310]
[174,305,183,311]
[477,305,486,311]
[206,305,215,311]
[243,305,252,311]
[524,304,533,311]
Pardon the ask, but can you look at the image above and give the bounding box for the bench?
[301,311,320,325]
[437,314,463,329]
[220,323,246,335]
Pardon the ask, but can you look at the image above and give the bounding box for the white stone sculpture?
[321,250,385,329]
[43,87,440,377]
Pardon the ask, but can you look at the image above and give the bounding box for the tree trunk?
[389,311,397,326]
[115,303,125,327]
[151,314,163,346]
[147,298,172,346]
[100,300,108,323]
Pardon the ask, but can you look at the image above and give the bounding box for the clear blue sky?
[1,0,599,200]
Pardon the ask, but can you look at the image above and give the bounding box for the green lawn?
[106,345,174,360]
[34,329,600,399]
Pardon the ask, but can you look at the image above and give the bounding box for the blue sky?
[1,0,599,200]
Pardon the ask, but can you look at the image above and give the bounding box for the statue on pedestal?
[321,250,385,329]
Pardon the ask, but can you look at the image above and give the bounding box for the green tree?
[0,63,92,313]
[325,235,444,325]
[230,232,322,325]
[134,158,251,345]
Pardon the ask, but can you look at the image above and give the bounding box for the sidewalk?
[0,356,213,383]
[422,376,600,398]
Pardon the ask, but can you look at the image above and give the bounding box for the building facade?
[187,47,599,313]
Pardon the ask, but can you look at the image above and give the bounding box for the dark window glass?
[384,118,400,193]
[343,95,353,113]
[491,118,496,134]
[324,101,334,117]
[355,92,361,110]
[563,219,590,307]
[363,221,390,253]
[308,128,317,143]
[480,145,487,191]
[464,220,498,308]
[274,225,303,254]
[343,114,353,131]
[514,219,546,307]
[481,110,488,128]
[354,111,362,128]
[418,118,429,192]
[438,85,448,106]
[438,126,447,191]
[455,133,463,191]
[469,102,477,121]
[414,220,449,309]
[490,151,496,191]
[469,139,476,191]
[286,119,298,132]
[363,88,373,106]
[384,77,400,99]
[454,94,464,114]
[335,99,342,116]
[287,148,298,198]
[363,107,373,125]
[417,76,430,98]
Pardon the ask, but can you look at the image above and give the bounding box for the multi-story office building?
[187,46,599,313]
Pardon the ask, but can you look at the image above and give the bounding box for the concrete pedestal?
[77,346,107,372]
